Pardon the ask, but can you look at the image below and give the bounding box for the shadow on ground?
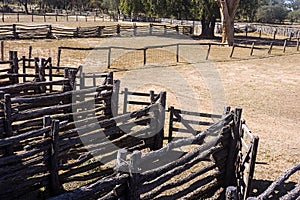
[249,179,298,199]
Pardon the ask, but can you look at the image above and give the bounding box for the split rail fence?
[0,23,193,40]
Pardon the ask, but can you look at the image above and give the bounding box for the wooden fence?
[226,163,300,200]
[0,23,193,40]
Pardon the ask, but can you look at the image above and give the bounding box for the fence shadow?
[249,179,297,199]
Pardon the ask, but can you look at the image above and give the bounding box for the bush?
[256,5,288,23]
[288,9,300,23]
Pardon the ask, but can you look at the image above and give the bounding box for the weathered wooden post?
[149,23,153,35]
[96,26,102,37]
[66,13,68,22]
[2,12,4,22]
[123,88,128,114]
[17,12,19,22]
[176,44,179,63]
[224,108,242,188]
[229,44,236,58]
[297,38,299,51]
[133,23,137,36]
[143,48,147,65]
[43,14,46,22]
[55,13,58,22]
[245,24,248,38]
[273,28,277,40]
[128,151,142,200]
[47,25,52,39]
[226,186,238,200]
[250,42,255,56]
[206,44,211,60]
[152,91,166,150]
[3,94,13,155]
[28,45,32,68]
[22,56,26,82]
[258,28,262,38]
[107,47,111,69]
[1,41,4,61]
[76,14,78,22]
[12,51,19,84]
[168,106,174,143]
[56,47,62,71]
[116,149,128,173]
[117,24,121,36]
[12,24,18,39]
[111,80,120,117]
[34,57,40,81]
[175,25,179,35]
[164,25,167,35]
[268,42,273,55]
[94,15,96,22]
[31,13,34,22]
[85,14,88,22]
[283,39,287,53]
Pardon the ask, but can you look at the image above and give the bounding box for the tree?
[216,0,240,45]
[256,4,288,23]
[17,0,29,14]
[237,0,259,22]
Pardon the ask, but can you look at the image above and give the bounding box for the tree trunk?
[200,15,216,39]
[217,0,240,46]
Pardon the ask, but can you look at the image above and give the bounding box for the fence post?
[224,108,242,188]
[143,48,147,65]
[164,25,167,35]
[259,28,262,38]
[133,23,137,36]
[66,13,68,22]
[55,13,58,22]
[152,91,166,150]
[149,23,153,35]
[28,45,32,68]
[22,56,26,82]
[229,44,236,58]
[3,94,13,156]
[117,24,121,36]
[123,87,128,114]
[1,41,4,61]
[12,51,19,84]
[176,44,179,62]
[297,38,299,51]
[31,13,34,22]
[268,42,273,55]
[116,149,128,173]
[128,151,142,200]
[56,47,62,71]
[111,80,120,117]
[12,24,18,39]
[49,119,63,195]
[76,14,78,22]
[168,106,174,143]
[206,44,211,60]
[44,14,46,22]
[85,14,88,22]
[250,42,255,56]
[2,12,4,22]
[283,39,287,53]
[273,28,277,40]
[47,25,52,39]
[107,47,111,69]
[17,13,19,22]
[226,186,238,200]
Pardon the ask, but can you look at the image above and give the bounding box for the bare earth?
[3,33,300,196]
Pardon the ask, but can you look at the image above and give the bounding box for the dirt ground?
[2,33,299,197]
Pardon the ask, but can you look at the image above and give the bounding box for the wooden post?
[206,44,211,60]
[85,15,87,22]
[164,25,167,35]
[128,151,141,200]
[175,25,179,35]
[48,57,53,92]
[143,48,147,65]
[223,106,231,117]
[22,56,26,82]
[76,14,78,22]
[226,186,238,200]
[56,47,61,71]
[245,24,248,38]
[44,14,46,22]
[229,44,236,58]
[17,13,19,22]
[176,44,179,63]
[97,26,102,37]
[12,51,19,84]
[94,15,96,22]
[123,88,128,114]
[49,120,63,195]
[12,24,18,39]
[152,91,166,150]
[31,13,34,22]
[224,108,242,188]
[133,23,137,36]
[117,24,121,36]
[283,39,287,53]
[297,38,299,51]
[55,13,58,22]
[268,42,273,55]
[111,80,120,117]
[66,13,68,22]
[250,42,255,56]
[149,23,153,35]
[116,149,128,173]
[107,47,111,69]
[259,29,262,38]
[34,57,40,82]
[47,25,52,39]
[1,41,4,61]
[2,12,4,22]
[3,94,13,155]
[168,106,174,143]
[273,28,277,40]
[28,45,32,68]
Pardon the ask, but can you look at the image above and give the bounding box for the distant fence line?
[0,23,193,40]
[56,40,300,68]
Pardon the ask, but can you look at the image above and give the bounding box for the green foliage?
[256,4,289,23]
[237,0,259,22]
[288,9,300,22]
